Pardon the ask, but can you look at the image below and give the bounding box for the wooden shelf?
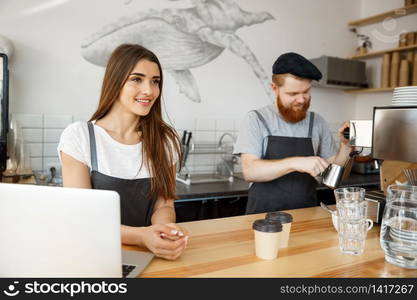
[349,44,417,59]
[348,4,417,27]
[344,87,394,94]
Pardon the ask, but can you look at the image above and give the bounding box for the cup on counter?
[265,211,293,248]
[334,187,373,255]
[252,219,282,260]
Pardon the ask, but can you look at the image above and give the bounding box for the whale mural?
[81,0,275,103]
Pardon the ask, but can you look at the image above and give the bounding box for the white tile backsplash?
[30,157,43,171]
[27,143,42,157]
[10,113,73,174]
[234,118,244,132]
[43,143,58,157]
[44,129,63,143]
[22,129,42,143]
[215,119,235,131]
[233,120,238,132]
[14,114,239,178]
[193,155,216,166]
[173,118,195,132]
[192,165,215,173]
[176,118,238,177]
[195,118,215,131]
[72,115,90,123]
[12,113,43,128]
[43,115,73,128]
[192,131,216,143]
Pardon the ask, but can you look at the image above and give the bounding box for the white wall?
[6,0,411,175]
[1,0,361,129]
[353,0,417,119]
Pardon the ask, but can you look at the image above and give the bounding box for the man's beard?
[277,95,311,123]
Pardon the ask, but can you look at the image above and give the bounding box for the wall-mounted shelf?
[344,87,394,94]
[349,44,417,59]
[346,4,417,94]
[348,4,417,27]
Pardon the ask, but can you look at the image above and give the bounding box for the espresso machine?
[372,105,417,188]
[0,53,9,181]
[347,106,417,223]
[338,107,417,223]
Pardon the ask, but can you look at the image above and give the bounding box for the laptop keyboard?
[122,264,136,277]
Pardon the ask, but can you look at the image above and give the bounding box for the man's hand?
[326,122,354,166]
[290,156,329,177]
[338,122,352,147]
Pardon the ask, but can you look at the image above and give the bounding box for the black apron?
[87,122,155,227]
[246,111,317,214]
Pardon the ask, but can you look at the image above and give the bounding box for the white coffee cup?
[253,219,282,260]
[265,211,293,248]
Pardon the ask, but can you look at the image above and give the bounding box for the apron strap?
[251,110,272,136]
[87,122,98,172]
[308,112,315,138]
[251,110,271,158]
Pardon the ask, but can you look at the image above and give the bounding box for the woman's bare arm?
[60,151,92,188]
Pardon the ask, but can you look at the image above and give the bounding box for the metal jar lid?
[265,211,293,224]
[252,219,282,233]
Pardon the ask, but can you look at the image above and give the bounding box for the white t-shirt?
[57,122,151,179]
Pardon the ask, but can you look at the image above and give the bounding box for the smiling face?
[118,59,161,117]
[272,74,311,123]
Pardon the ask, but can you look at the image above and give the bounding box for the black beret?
[272,52,322,81]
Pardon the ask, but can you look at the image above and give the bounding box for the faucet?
[218,132,236,148]
[217,133,238,177]
[47,166,62,186]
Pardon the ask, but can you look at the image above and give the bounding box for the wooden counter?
[131,207,416,277]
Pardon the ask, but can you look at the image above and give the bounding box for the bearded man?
[234,52,352,214]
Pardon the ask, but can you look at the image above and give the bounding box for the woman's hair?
[90,44,182,200]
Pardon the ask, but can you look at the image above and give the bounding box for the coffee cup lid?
[265,211,293,224]
[252,219,282,233]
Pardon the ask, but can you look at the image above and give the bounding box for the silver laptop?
[0,183,154,278]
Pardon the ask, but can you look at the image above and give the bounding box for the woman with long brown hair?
[58,44,187,260]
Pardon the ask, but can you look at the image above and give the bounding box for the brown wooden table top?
[126,206,417,278]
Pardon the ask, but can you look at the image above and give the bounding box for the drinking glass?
[334,187,372,255]
[380,184,417,269]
